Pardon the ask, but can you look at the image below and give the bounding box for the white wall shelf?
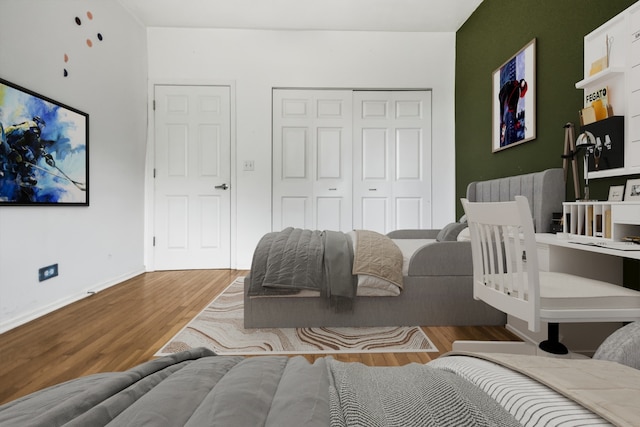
[576,2,640,179]
[575,67,625,89]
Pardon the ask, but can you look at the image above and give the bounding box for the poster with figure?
[492,39,536,152]
[0,78,89,205]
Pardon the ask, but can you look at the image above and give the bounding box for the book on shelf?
[604,210,612,239]
[581,86,612,125]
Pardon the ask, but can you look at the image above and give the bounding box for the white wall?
[0,0,148,332]
[147,28,457,268]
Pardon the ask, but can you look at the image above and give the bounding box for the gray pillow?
[436,222,468,242]
[593,322,640,370]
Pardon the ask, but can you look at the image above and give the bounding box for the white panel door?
[154,85,231,270]
[353,91,432,234]
[272,89,352,231]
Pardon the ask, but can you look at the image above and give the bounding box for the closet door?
[272,89,353,231]
[353,91,432,234]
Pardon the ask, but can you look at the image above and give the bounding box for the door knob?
[215,183,229,190]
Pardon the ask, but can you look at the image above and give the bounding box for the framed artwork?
[624,178,640,201]
[0,78,89,206]
[492,38,537,153]
[608,184,625,201]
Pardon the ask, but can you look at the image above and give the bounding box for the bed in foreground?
[2,323,639,427]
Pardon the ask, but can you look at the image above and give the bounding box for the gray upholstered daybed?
[244,168,565,328]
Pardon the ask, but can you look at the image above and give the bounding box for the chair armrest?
[407,241,472,276]
[387,229,440,239]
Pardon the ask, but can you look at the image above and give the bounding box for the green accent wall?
[456,0,637,216]
[456,0,639,286]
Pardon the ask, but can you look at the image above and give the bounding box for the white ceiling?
[117,0,483,32]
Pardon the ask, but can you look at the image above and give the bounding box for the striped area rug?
[157,277,437,356]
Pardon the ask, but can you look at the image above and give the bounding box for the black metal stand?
[561,123,580,200]
[538,323,569,355]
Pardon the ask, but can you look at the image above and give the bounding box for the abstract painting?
[0,78,88,205]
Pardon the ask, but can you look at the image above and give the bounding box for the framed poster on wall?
[492,38,536,153]
[0,77,89,206]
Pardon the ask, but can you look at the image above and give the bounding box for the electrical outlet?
[243,160,255,171]
[38,263,58,282]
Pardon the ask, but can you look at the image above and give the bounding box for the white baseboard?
[0,267,145,334]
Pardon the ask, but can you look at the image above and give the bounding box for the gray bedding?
[0,348,523,427]
[6,347,638,426]
[0,348,331,427]
[248,227,357,309]
[328,358,520,427]
[248,227,327,295]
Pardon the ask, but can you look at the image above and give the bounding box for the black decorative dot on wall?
[64,11,104,77]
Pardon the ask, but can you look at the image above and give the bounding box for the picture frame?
[608,184,625,201]
[624,178,640,201]
[492,38,536,153]
[0,77,89,206]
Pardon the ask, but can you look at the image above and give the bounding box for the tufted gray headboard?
[465,168,565,233]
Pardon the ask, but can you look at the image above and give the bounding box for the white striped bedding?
[427,356,612,427]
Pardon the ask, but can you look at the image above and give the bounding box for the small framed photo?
[608,185,624,201]
[624,178,640,201]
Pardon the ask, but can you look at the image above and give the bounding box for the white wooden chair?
[456,195,640,355]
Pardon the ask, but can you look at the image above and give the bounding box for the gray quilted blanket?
[0,348,331,427]
[0,349,522,427]
[248,227,326,295]
[247,227,356,309]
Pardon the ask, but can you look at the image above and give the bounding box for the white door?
[272,89,353,231]
[353,91,432,234]
[153,85,231,270]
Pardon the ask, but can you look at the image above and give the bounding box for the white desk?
[537,233,640,260]
[535,233,640,285]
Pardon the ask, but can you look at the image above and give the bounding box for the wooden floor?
[0,269,519,405]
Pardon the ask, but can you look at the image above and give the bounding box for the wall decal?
[64,10,104,77]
